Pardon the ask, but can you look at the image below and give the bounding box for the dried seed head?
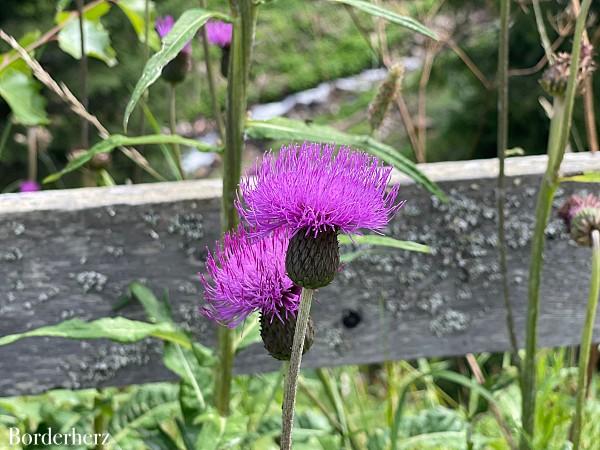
[285,228,340,289]
[260,311,314,360]
[368,64,404,132]
[559,194,600,246]
[540,44,595,97]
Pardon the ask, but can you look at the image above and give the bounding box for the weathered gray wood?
[1,152,599,396]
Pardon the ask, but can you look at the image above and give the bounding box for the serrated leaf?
[58,18,117,66]
[0,317,191,347]
[123,8,231,130]
[338,234,431,253]
[0,68,48,126]
[328,0,437,40]
[245,117,447,201]
[44,133,221,183]
[116,0,161,51]
[560,171,600,183]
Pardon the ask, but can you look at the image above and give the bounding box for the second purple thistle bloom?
[200,226,314,360]
[238,142,403,289]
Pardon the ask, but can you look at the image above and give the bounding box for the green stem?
[497,0,518,357]
[200,0,225,141]
[76,0,89,149]
[316,368,361,450]
[281,288,314,450]
[168,83,184,179]
[520,2,592,447]
[215,0,257,417]
[572,229,600,450]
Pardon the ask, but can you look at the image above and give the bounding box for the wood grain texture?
[1,152,599,396]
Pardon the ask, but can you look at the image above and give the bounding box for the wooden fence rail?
[1,152,599,396]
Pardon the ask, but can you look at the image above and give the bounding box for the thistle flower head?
[205,20,233,48]
[200,227,300,328]
[156,15,192,55]
[558,193,600,246]
[540,44,595,96]
[19,180,40,193]
[237,142,402,238]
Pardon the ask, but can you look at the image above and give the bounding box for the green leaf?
[560,171,600,183]
[245,117,447,201]
[0,317,191,348]
[142,103,183,180]
[58,18,117,66]
[44,134,221,183]
[123,8,231,130]
[328,0,437,40]
[116,0,161,51]
[55,1,111,23]
[0,69,48,126]
[338,234,431,253]
[129,282,173,324]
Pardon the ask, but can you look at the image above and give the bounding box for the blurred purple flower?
[237,142,403,238]
[558,194,600,231]
[200,226,300,328]
[205,20,232,48]
[156,15,191,54]
[19,180,40,193]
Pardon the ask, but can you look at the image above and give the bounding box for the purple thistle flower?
[156,15,191,55]
[205,20,232,48]
[19,180,40,193]
[237,142,403,238]
[558,194,600,231]
[200,226,300,328]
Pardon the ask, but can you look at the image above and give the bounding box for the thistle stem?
[76,0,89,149]
[168,83,184,180]
[215,0,257,417]
[497,0,518,357]
[572,229,600,449]
[281,288,314,450]
[520,1,592,447]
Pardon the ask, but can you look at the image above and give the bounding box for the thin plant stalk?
[26,128,37,182]
[571,0,599,152]
[168,83,184,179]
[571,229,600,450]
[200,0,225,141]
[315,368,361,450]
[215,0,258,417]
[75,0,89,149]
[497,0,518,357]
[531,0,554,64]
[280,288,314,450]
[520,1,592,447]
[134,0,151,183]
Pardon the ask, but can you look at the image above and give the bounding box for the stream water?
[182,58,421,175]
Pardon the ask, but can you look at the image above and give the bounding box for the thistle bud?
[156,16,193,85]
[161,51,192,85]
[285,228,340,289]
[368,64,404,132]
[260,311,314,360]
[540,44,595,97]
[558,194,600,246]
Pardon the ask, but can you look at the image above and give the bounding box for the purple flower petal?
[200,227,300,328]
[238,142,403,237]
[156,15,192,54]
[205,20,232,48]
[19,180,40,193]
